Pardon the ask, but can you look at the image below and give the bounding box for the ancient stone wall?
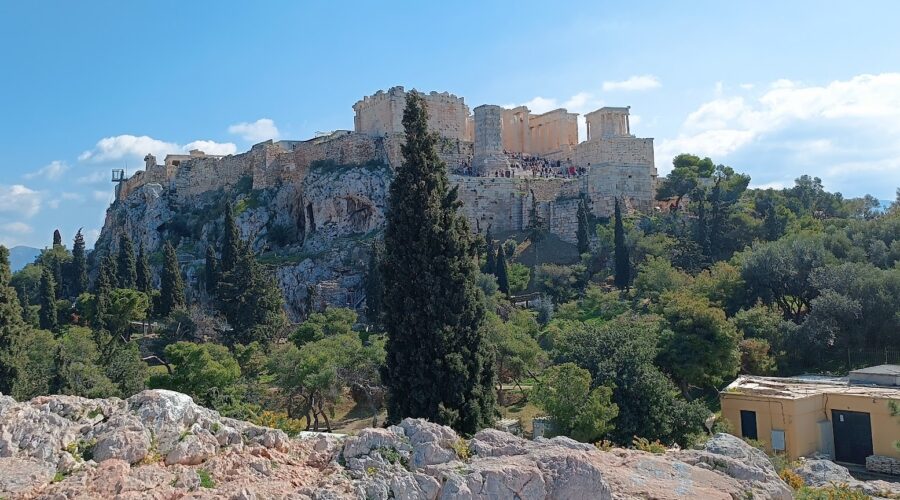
[585,107,631,140]
[527,109,579,156]
[353,86,472,141]
[472,105,509,175]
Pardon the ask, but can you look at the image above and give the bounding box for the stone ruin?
[113,86,657,245]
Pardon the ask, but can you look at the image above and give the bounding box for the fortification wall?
[451,175,582,243]
[353,86,471,141]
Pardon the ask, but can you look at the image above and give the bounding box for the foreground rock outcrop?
[0,390,793,499]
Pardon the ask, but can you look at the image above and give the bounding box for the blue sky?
[2,1,899,248]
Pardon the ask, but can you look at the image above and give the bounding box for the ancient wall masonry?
[113,86,658,245]
[353,86,472,142]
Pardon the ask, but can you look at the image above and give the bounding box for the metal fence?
[846,348,900,371]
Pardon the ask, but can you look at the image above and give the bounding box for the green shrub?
[632,437,666,454]
[197,469,215,489]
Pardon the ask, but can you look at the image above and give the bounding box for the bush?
[779,469,805,490]
[632,436,666,454]
[795,484,867,499]
[250,411,306,437]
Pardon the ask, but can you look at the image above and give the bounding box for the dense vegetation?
[1,99,898,448]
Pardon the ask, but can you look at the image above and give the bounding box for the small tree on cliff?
[71,229,88,297]
[381,91,495,434]
[482,228,496,275]
[613,198,631,290]
[38,266,58,331]
[159,241,185,317]
[117,233,137,289]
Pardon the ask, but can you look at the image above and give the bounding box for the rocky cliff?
[0,389,795,499]
[95,161,390,321]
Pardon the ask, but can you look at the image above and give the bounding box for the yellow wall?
[720,392,900,461]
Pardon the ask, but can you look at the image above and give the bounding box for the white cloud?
[657,73,900,196]
[0,184,41,217]
[79,134,236,163]
[76,170,110,185]
[24,160,69,181]
[93,190,113,203]
[602,75,661,92]
[227,118,280,142]
[1,222,33,235]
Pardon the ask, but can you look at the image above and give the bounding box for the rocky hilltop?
[0,389,795,499]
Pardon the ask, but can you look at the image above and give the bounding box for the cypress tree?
[204,245,219,298]
[71,229,88,297]
[217,243,285,344]
[159,241,185,316]
[221,202,240,274]
[38,266,58,331]
[613,198,631,290]
[495,246,510,296]
[381,91,495,433]
[136,244,152,293]
[53,229,62,247]
[364,241,383,328]
[482,228,496,275]
[0,246,26,393]
[117,233,137,289]
[576,198,590,255]
[95,256,115,331]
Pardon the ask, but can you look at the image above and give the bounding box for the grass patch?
[64,439,97,462]
[197,469,215,489]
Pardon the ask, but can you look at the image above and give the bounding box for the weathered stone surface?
[673,433,792,500]
[795,458,900,498]
[0,391,801,499]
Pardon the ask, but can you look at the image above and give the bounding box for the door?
[832,410,873,464]
[740,410,758,440]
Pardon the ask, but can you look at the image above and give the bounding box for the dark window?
[740,410,758,441]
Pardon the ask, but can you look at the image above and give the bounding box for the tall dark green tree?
[71,229,88,297]
[136,244,152,293]
[364,241,383,328]
[216,244,285,344]
[221,201,241,274]
[94,255,116,331]
[38,266,58,331]
[613,198,630,289]
[159,241,185,316]
[482,228,496,275]
[117,233,137,289]
[0,246,27,393]
[381,91,495,433]
[495,246,510,296]
[576,198,590,255]
[204,245,219,298]
[53,229,63,247]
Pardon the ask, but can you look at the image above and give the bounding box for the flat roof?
[723,375,900,400]
[850,364,900,376]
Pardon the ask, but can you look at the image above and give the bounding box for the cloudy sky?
[1,1,899,248]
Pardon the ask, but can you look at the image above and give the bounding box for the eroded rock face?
[795,459,900,498]
[1,391,795,500]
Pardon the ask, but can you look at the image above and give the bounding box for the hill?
[8,245,39,272]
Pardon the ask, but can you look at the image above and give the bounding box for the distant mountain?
[9,245,40,272]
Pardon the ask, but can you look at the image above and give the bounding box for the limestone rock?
[795,459,900,498]
[0,457,55,496]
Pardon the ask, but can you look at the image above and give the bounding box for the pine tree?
[53,229,62,247]
[39,266,58,331]
[381,91,495,433]
[216,244,285,344]
[117,233,137,289]
[204,245,219,298]
[483,228,496,275]
[221,201,241,274]
[136,245,152,293]
[159,241,185,316]
[71,229,88,297]
[0,246,27,393]
[364,241,383,328]
[576,198,590,255]
[613,198,631,290]
[495,246,510,296]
